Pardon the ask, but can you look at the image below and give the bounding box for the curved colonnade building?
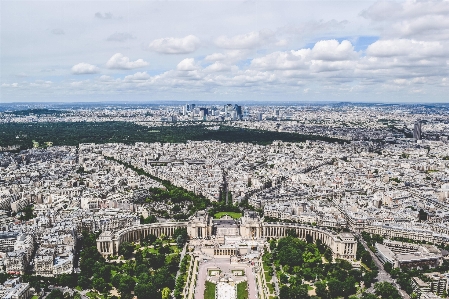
[97,211,357,260]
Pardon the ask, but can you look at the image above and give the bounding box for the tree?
[363,270,377,288]
[286,229,299,237]
[142,234,157,246]
[324,249,333,263]
[78,274,91,289]
[280,273,289,284]
[361,293,379,299]
[328,278,342,298]
[93,277,110,293]
[161,287,171,299]
[135,283,157,299]
[141,215,157,224]
[290,284,310,299]
[315,281,329,299]
[383,262,392,273]
[47,289,65,299]
[118,275,136,295]
[419,209,428,221]
[374,282,401,299]
[280,285,291,299]
[119,242,134,259]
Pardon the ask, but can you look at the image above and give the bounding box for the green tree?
[118,275,136,295]
[119,242,134,259]
[383,262,392,273]
[327,278,342,298]
[315,281,329,299]
[161,287,171,299]
[324,249,333,263]
[374,282,401,299]
[135,283,157,299]
[361,293,379,299]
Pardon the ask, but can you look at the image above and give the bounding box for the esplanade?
[97,210,357,260]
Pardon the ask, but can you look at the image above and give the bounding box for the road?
[357,235,410,299]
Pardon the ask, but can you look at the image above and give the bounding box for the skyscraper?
[413,121,422,140]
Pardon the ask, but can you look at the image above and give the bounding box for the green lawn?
[204,281,216,299]
[214,212,242,219]
[267,283,275,294]
[237,281,248,299]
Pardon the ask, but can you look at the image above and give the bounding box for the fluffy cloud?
[107,32,135,42]
[204,62,235,72]
[147,35,200,54]
[251,51,306,70]
[204,50,248,64]
[106,53,149,70]
[124,72,150,81]
[176,58,198,71]
[71,63,99,75]
[311,40,358,61]
[214,30,275,49]
[251,40,358,71]
[361,0,449,40]
[366,39,446,58]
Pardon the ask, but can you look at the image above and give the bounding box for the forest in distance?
[0,122,345,150]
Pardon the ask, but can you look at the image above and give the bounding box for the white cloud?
[214,30,275,49]
[148,35,200,54]
[124,72,151,81]
[311,40,358,61]
[204,62,235,72]
[251,40,358,71]
[251,51,306,70]
[366,39,445,58]
[71,63,99,75]
[106,53,149,70]
[1,83,19,87]
[177,58,198,71]
[204,50,248,64]
[361,0,449,40]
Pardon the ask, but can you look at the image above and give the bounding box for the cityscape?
[2,0,449,298]
[0,103,448,299]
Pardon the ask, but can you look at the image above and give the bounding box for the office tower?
[234,105,242,118]
[413,121,422,140]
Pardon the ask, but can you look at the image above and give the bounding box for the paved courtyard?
[194,258,257,299]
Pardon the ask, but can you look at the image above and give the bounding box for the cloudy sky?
[1,0,449,103]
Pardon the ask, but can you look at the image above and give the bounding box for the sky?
[1,0,449,103]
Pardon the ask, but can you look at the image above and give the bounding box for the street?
[357,235,410,299]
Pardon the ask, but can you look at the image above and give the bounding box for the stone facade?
[97,210,357,260]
